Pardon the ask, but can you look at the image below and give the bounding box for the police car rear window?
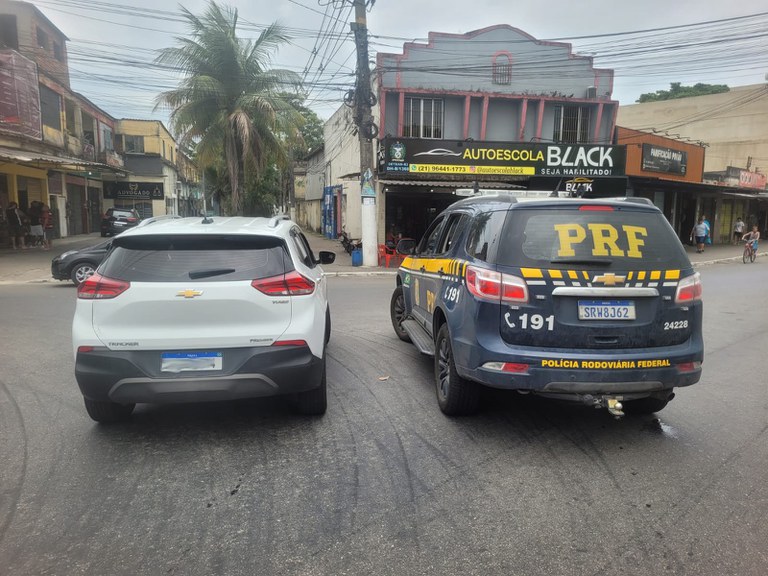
[497,207,690,269]
[101,234,290,282]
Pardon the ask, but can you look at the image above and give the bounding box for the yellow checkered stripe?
[520,267,681,286]
[401,257,468,278]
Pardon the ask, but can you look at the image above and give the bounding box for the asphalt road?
[0,263,767,576]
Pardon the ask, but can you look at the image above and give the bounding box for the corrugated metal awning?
[0,146,127,175]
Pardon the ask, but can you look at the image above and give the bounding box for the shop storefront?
[103,181,165,219]
[377,137,627,240]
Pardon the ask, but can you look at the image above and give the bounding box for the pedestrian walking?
[691,216,708,253]
[5,202,28,249]
[702,215,712,246]
[733,217,745,245]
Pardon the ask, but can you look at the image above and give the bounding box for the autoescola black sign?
[379,137,626,177]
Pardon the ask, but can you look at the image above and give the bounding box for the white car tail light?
[466,265,528,303]
[77,273,130,299]
[252,271,315,296]
[675,272,702,304]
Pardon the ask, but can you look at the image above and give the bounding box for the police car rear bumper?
[454,340,703,394]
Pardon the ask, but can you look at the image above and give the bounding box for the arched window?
[492,53,512,85]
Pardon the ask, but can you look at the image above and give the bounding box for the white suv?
[72,215,335,423]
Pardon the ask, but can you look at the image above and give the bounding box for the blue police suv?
[390,194,703,417]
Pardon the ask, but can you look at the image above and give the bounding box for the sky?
[31,0,768,127]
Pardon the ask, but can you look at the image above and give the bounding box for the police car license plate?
[161,351,223,372]
[578,300,636,320]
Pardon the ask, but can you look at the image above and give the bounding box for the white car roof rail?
[268,215,290,228]
[136,214,183,228]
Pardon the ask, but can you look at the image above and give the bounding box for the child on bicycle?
[742,225,760,254]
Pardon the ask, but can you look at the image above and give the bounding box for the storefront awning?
[0,146,128,175]
[720,191,768,201]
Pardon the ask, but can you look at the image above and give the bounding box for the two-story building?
[320,25,624,245]
[0,0,126,240]
[102,119,199,219]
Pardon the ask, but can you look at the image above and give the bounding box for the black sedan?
[51,240,111,286]
[100,208,141,237]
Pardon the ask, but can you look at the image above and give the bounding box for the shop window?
[492,53,512,85]
[404,97,443,139]
[553,105,591,144]
[39,84,61,130]
[124,135,145,153]
[36,27,48,50]
[0,15,19,50]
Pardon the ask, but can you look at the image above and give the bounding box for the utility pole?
[351,0,377,266]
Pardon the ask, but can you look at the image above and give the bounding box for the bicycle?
[742,239,757,263]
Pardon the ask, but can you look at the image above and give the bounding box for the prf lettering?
[426,290,436,313]
[554,224,647,258]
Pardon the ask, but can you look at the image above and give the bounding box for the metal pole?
[352,0,378,266]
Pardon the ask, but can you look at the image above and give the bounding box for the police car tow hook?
[605,397,625,418]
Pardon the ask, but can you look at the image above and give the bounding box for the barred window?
[492,54,512,85]
[404,97,443,139]
[553,105,591,143]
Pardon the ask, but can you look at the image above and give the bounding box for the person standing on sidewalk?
[5,202,28,250]
[28,201,49,250]
[733,217,745,245]
[691,216,708,254]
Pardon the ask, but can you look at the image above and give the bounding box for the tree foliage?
[155,1,302,215]
[636,82,730,103]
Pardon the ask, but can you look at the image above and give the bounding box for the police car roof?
[449,194,657,212]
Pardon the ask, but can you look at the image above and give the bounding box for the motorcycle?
[340,230,362,255]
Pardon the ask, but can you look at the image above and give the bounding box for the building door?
[87,186,101,233]
[67,184,84,235]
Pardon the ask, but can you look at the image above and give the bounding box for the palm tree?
[155,1,302,215]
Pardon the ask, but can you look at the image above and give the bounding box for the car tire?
[434,324,480,416]
[325,307,331,345]
[622,396,670,415]
[71,262,97,286]
[390,285,411,342]
[294,354,327,416]
[83,398,135,423]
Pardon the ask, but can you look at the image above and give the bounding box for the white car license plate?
[578,300,636,320]
[161,351,223,372]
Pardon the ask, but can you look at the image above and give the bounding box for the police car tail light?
[676,361,701,373]
[675,272,702,304]
[466,266,528,303]
[501,274,529,303]
[252,271,315,296]
[466,266,501,301]
[77,273,130,300]
[483,361,529,374]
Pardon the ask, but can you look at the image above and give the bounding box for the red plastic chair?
[378,244,400,267]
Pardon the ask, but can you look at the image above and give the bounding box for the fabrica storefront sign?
[104,182,165,200]
[379,138,626,177]
[641,143,687,175]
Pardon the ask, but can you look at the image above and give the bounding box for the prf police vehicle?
[389,195,703,417]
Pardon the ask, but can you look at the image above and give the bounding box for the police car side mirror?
[396,238,417,255]
[317,250,336,265]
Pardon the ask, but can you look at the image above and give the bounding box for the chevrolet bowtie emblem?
[176,289,203,298]
[592,273,626,286]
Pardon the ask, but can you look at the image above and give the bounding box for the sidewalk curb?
[692,251,767,268]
